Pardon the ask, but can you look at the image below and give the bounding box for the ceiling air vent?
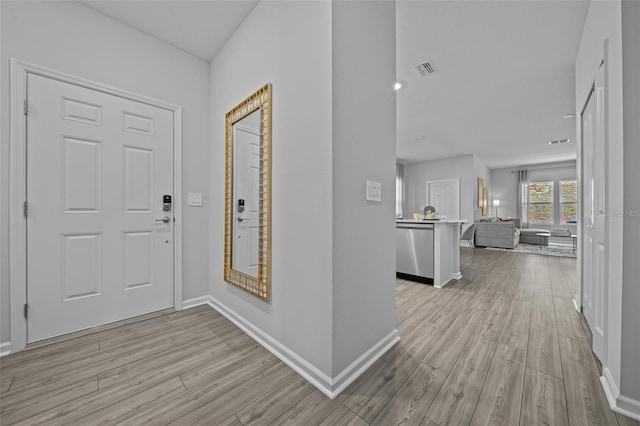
[414,60,437,78]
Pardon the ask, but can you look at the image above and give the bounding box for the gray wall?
[488,167,519,219]
[490,160,577,232]
[404,155,475,223]
[331,0,397,376]
[209,0,335,376]
[208,0,398,381]
[473,157,491,222]
[575,0,628,405]
[0,1,210,345]
[621,0,640,402]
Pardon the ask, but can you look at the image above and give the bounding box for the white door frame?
[576,42,609,366]
[9,59,184,352]
[575,42,608,316]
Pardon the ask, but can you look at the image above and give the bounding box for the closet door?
[581,62,606,362]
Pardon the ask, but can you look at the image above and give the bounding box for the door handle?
[237,216,244,222]
[155,216,171,224]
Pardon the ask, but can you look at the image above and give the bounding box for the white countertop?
[396,219,468,225]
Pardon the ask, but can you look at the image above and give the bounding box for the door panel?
[61,137,102,213]
[581,62,607,362]
[61,233,102,300]
[123,146,154,212]
[123,231,154,289]
[27,74,174,342]
[594,242,605,337]
[582,91,595,323]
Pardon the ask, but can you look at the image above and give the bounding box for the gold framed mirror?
[224,83,272,300]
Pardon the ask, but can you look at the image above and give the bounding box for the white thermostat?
[366,180,382,202]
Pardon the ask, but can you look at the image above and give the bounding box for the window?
[396,176,403,217]
[560,180,578,223]
[396,164,404,218]
[529,181,554,224]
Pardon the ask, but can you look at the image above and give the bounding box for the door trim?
[9,58,184,352]
[575,41,608,316]
[576,41,609,370]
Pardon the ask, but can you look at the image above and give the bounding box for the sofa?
[475,217,553,248]
[474,219,520,249]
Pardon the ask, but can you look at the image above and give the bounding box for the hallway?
[0,249,635,425]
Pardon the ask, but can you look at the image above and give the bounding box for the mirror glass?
[231,110,261,276]
[224,84,272,300]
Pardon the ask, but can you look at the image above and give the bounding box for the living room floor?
[0,250,637,425]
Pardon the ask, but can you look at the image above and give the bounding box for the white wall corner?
[181,295,211,310]
[207,295,334,397]
[601,367,640,421]
[330,329,400,397]
[206,295,399,399]
[0,341,12,357]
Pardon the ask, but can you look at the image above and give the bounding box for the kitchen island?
[396,219,465,288]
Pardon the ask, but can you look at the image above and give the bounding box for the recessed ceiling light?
[394,82,403,91]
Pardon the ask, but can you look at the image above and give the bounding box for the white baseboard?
[181,295,211,310]
[207,295,399,399]
[0,341,11,357]
[331,328,400,397]
[601,367,640,421]
[572,298,581,312]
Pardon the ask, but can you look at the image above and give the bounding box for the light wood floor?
[1,249,638,425]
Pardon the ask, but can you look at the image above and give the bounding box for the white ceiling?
[78,0,589,170]
[78,0,259,61]
[396,0,589,168]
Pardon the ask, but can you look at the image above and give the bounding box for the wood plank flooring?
[1,248,637,425]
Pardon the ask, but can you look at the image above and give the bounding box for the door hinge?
[24,303,29,319]
[23,201,29,218]
[24,99,28,116]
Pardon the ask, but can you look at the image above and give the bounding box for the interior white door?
[26,74,174,342]
[427,179,460,220]
[581,62,606,361]
[232,112,260,277]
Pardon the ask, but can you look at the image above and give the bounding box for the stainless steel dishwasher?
[396,222,434,284]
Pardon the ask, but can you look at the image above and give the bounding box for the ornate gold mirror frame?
[224,83,272,300]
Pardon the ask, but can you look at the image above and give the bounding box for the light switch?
[366,180,382,202]
[188,192,203,207]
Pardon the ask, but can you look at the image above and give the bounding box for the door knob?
[155,216,171,224]
[237,217,244,222]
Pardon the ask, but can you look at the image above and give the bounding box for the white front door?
[581,62,607,361]
[427,179,460,220]
[232,111,260,277]
[26,74,174,342]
